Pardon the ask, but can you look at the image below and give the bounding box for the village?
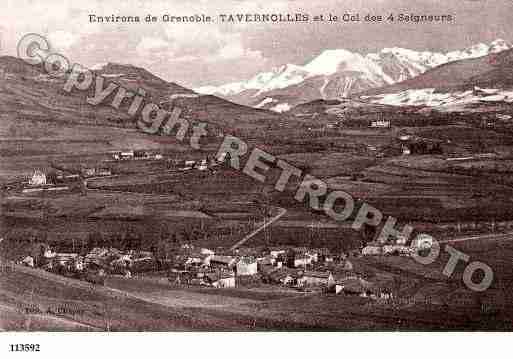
[18,241,397,300]
[7,143,442,303]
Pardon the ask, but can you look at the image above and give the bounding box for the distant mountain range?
[2,37,512,152]
[195,39,512,111]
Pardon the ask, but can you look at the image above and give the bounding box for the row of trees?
[86,224,208,252]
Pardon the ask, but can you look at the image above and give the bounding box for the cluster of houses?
[17,239,399,298]
[168,246,255,288]
[109,149,228,172]
[166,244,391,298]
[396,133,444,156]
[81,167,112,177]
[361,233,434,257]
[21,170,70,194]
[19,244,157,284]
[111,150,163,161]
[27,167,112,186]
[19,166,114,194]
[28,170,47,186]
[179,153,227,171]
[370,119,391,128]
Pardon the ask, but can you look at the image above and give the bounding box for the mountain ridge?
[196,39,512,111]
[0,56,281,135]
[358,48,513,110]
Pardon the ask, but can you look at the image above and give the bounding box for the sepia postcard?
[1,0,513,351]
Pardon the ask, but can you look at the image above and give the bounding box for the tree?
[88,231,104,249]
[392,276,403,305]
[361,223,377,245]
[256,186,273,246]
[46,171,58,185]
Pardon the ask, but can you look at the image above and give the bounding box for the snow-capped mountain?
[360,46,513,111]
[363,87,513,111]
[196,65,308,97]
[195,39,512,111]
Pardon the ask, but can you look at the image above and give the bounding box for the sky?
[1,0,513,88]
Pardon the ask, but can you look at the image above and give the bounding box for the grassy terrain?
[4,262,503,331]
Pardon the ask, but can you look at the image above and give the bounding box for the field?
[4,260,507,331]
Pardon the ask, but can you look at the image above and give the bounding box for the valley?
[2,41,513,331]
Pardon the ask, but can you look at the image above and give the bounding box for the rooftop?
[302,271,332,279]
[211,255,236,265]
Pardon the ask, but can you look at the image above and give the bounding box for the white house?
[370,120,391,128]
[496,114,512,121]
[236,257,258,276]
[335,278,373,297]
[43,248,56,259]
[297,271,334,288]
[294,254,313,268]
[362,244,382,256]
[29,170,46,186]
[207,273,236,288]
[216,276,235,288]
[270,249,286,258]
[305,251,319,263]
[186,252,212,267]
[184,160,196,170]
[22,256,35,267]
[210,255,237,268]
[55,253,79,266]
[269,269,296,286]
[73,257,85,271]
[120,150,134,160]
[196,159,208,171]
[411,234,434,250]
[382,245,412,256]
